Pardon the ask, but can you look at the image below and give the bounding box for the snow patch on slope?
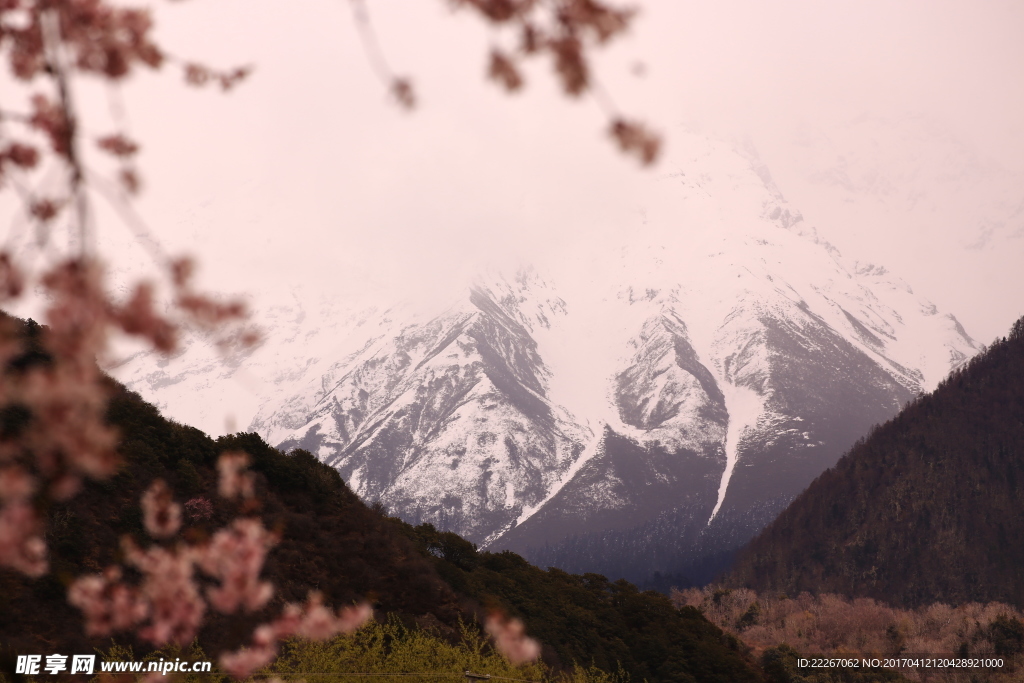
[709,381,764,523]
[513,431,602,528]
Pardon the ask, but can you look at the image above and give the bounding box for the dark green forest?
[728,315,1024,608]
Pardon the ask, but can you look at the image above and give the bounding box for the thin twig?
[348,0,413,107]
[587,77,620,119]
[84,167,170,270]
[40,7,92,256]
[1,167,65,265]
[105,83,130,133]
[1,174,38,256]
[349,0,396,84]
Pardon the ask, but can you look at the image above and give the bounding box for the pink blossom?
[0,467,36,501]
[39,259,110,371]
[123,540,205,645]
[265,592,371,641]
[218,641,277,679]
[220,592,372,679]
[67,566,148,636]
[287,592,372,641]
[485,613,541,665]
[219,621,279,678]
[0,251,25,301]
[184,496,214,521]
[197,518,276,613]
[141,479,182,538]
[217,451,255,500]
[114,281,178,352]
[17,362,119,496]
[0,501,47,576]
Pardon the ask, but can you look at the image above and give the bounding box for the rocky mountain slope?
[255,276,592,543]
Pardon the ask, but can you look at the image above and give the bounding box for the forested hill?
[728,315,1024,608]
[0,315,762,683]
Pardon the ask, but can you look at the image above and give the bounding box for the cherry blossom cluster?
[484,613,541,665]
[216,451,256,500]
[67,530,205,645]
[67,566,150,637]
[0,254,253,577]
[198,518,276,614]
[348,0,659,165]
[453,0,634,96]
[451,0,661,166]
[67,454,371,678]
[184,496,214,521]
[123,538,207,646]
[1,1,252,203]
[67,458,262,644]
[0,498,47,576]
[219,593,373,678]
[141,479,182,538]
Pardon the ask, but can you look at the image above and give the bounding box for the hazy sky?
[2,0,1023,342]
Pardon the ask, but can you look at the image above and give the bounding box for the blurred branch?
[349,0,416,109]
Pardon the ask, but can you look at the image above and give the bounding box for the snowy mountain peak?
[113,130,982,584]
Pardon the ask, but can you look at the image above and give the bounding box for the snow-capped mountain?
[113,129,982,584]
[251,274,592,542]
[754,113,1024,344]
